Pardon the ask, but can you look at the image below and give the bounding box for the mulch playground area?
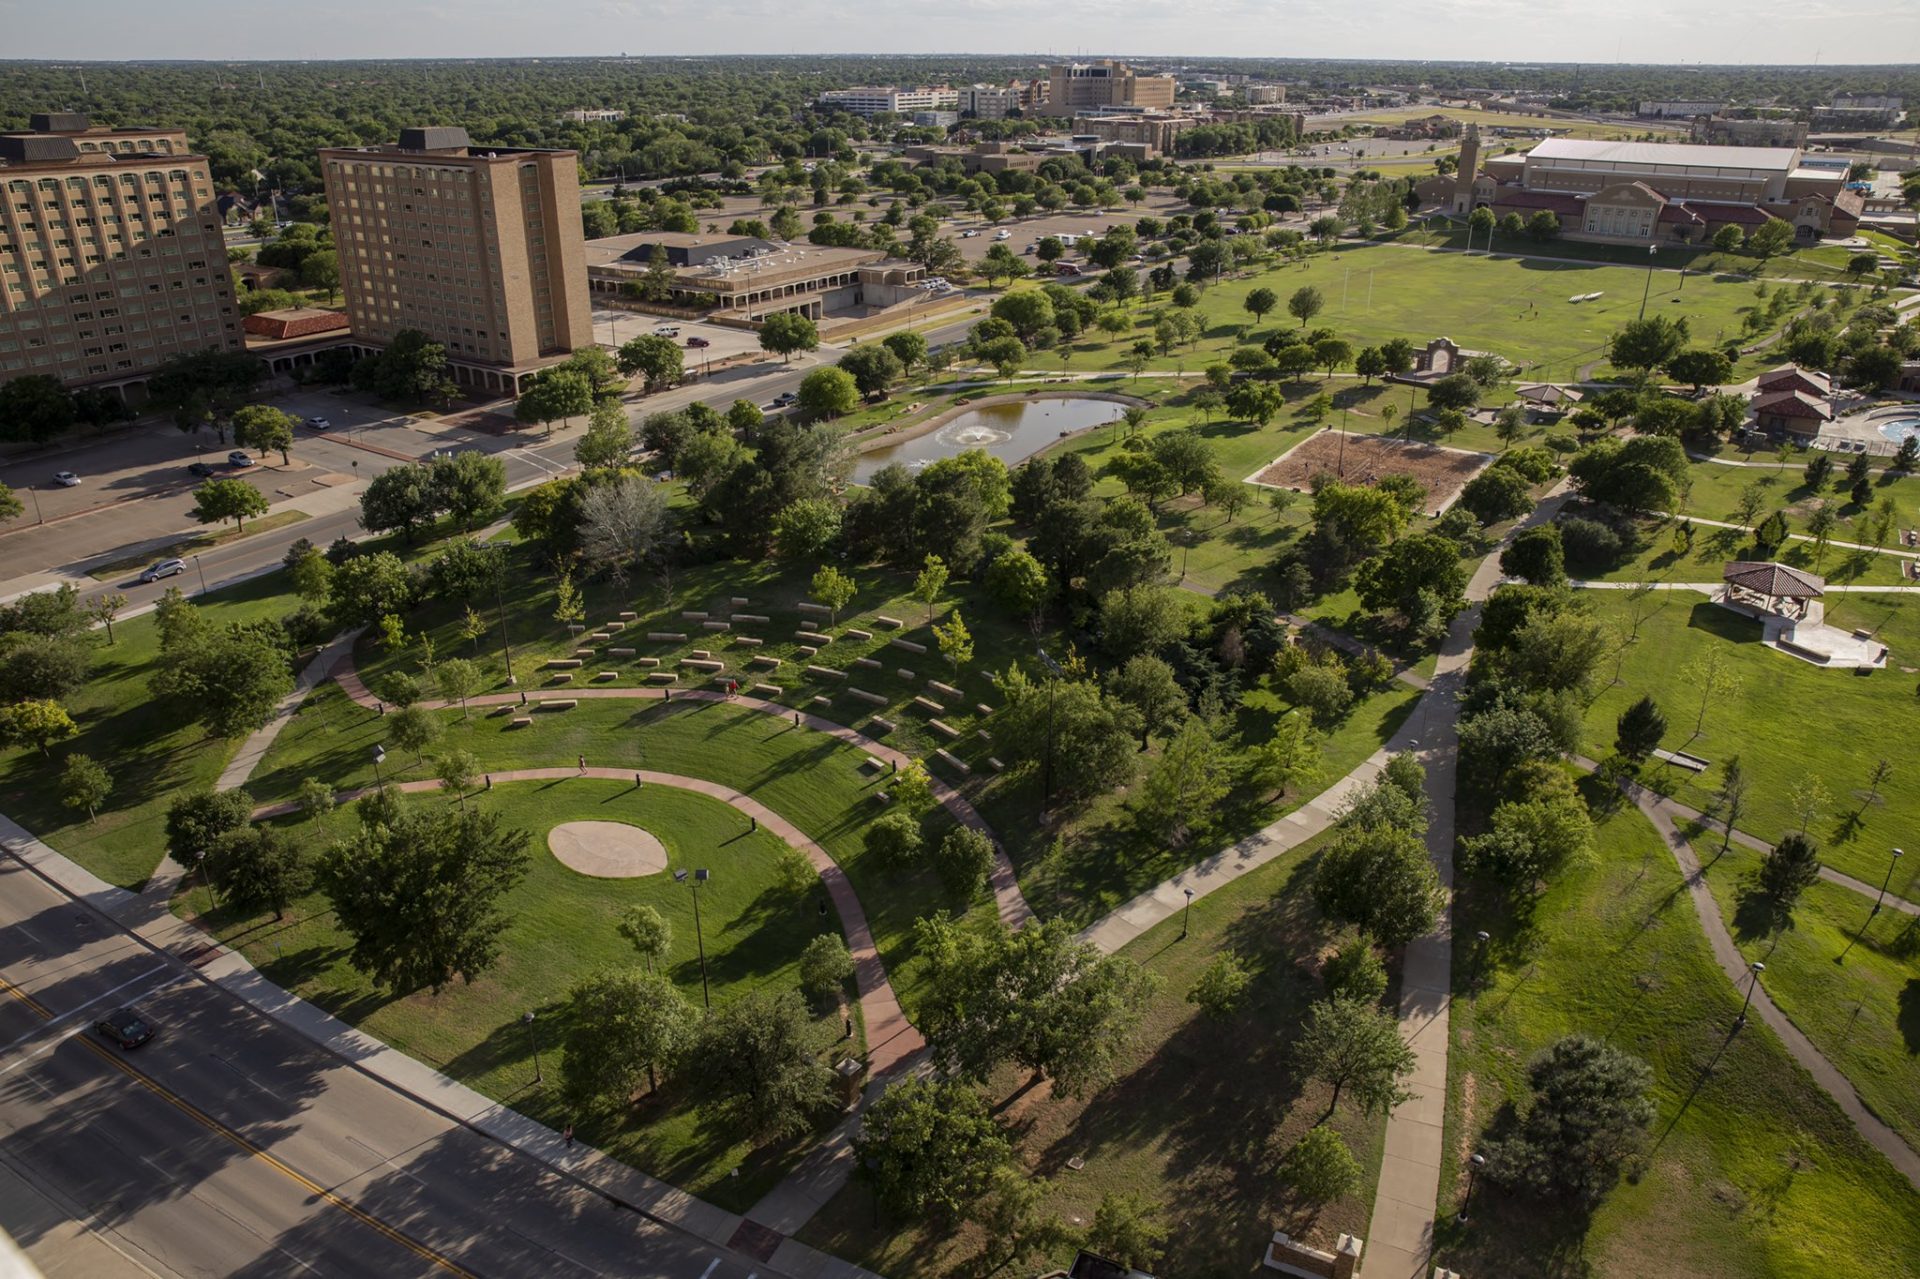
[1249,428,1492,512]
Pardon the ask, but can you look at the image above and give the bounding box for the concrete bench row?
[847,688,888,706]
[682,659,724,672]
[702,621,730,632]
[889,638,927,654]
[797,601,831,615]
[735,636,764,648]
[648,632,686,642]
[796,630,832,644]
[751,682,782,698]
[912,695,945,714]
[875,616,903,629]
[933,749,970,776]
[733,614,770,624]
[547,658,583,670]
[928,719,960,739]
[806,664,846,681]
[927,680,962,700]
[750,655,782,669]
[845,628,873,641]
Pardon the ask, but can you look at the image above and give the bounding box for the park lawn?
[1398,219,1896,286]
[1577,514,1915,589]
[249,689,991,1016]
[1692,836,1920,1162]
[797,827,1393,1279]
[1332,105,1680,143]
[1436,777,1920,1279]
[1576,588,1920,891]
[1056,240,1793,383]
[0,570,306,890]
[1679,457,1920,543]
[173,779,843,1212]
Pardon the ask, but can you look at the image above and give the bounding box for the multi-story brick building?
[1046,61,1177,113]
[0,112,240,396]
[320,127,593,396]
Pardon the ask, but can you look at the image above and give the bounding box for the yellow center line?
[1,972,472,1276]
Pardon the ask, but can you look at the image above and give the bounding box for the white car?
[959,229,981,238]
[305,415,332,430]
[994,230,1011,240]
[52,471,80,487]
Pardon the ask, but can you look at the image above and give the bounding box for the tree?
[514,367,593,434]
[1681,646,1742,736]
[615,334,683,391]
[1283,1126,1363,1206]
[697,989,835,1139]
[1426,371,1480,414]
[976,1165,1074,1274]
[1098,584,1186,664]
[316,802,531,995]
[231,404,296,463]
[1086,1193,1168,1273]
[1287,285,1325,327]
[0,481,22,523]
[839,344,903,399]
[387,704,441,764]
[358,465,441,541]
[1525,209,1560,242]
[864,809,924,867]
[1759,832,1821,924]
[205,825,309,920]
[1458,465,1534,525]
[914,554,949,623]
[0,634,92,705]
[854,1076,1010,1222]
[1500,524,1565,586]
[1356,533,1468,622]
[1484,1035,1654,1209]
[799,933,855,1003]
[934,827,995,901]
[759,311,820,363]
[1711,223,1745,253]
[1313,826,1443,949]
[1108,653,1187,747]
[58,753,112,821]
[1134,715,1229,843]
[0,374,76,443]
[1665,347,1733,392]
[430,451,508,530]
[1323,942,1388,1004]
[797,366,858,419]
[932,610,973,677]
[1245,711,1323,801]
[561,967,695,1107]
[574,401,634,470]
[191,478,270,532]
[985,547,1049,632]
[433,748,478,805]
[164,789,253,870]
[296,776,335,827]
[1188,951,1253,1021]
[300,247,340,300]
[617,904,672,973]
[1746,216,1795,262]
[580,474,670,584]
[1614,695,1666,763]
[882,330,928,374]
[151,624,294,739]
[1244,286,1278,327]
[1296,994,1416,1116]
[1608,315,1690,380]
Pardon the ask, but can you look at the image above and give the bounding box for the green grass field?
[797,828,1391,1278]
[1438,778,1920,1278]
[1692,837,1920,1162]
[1577,589,1920,892]
[176,779,842,1211]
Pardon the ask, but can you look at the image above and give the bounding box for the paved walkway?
[1657,510,1920,562]
[1630,784,1920,1191]
[331,650,1033,929]
[257,768,929,1079]
[0,811,879,1279]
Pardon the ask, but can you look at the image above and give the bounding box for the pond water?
[851,397,1127,483]
[1877,417,1920,444]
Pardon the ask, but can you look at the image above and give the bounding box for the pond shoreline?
[848,390,1151,483]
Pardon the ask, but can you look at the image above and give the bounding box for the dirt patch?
[1249,428,1491,513]
[547,820,669,878]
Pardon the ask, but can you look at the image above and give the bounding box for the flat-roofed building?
[1692,116,1809,148]
[1070,111,1194,154]
[817,86,960,118]
[0,112,240,395]
[320,126,593,395]
[1637,100,1725,119]
[1047,61,1177,112]
[560,108,626,124]
[582,231,924,321]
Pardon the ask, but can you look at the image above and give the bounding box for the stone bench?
[811,696,832,708]
[845,628,873,641]
[734,636,764,648]
[619,610,637,620]
[610,647,635,657]
[805,664,846,681]
[988,757,1004,772]
[647,632,687,642]
[539,699,578,712]
[868,716,896,734]
[847,688,888,705]
[682,659,725,672]
[933,749,970,776]
[889,638,927,654]
[593,671,619,683]
[732,614,769,624]
[574,648,594,658]
[853,657,881,670]
[730,596,750,607]
[606,621,626,632]
[509,717,533,729]
[797,601,831,615]
[912,695,945,714]
[928,680,963,700]
[751,682,782,697]
[975,703,995,716]
[976,729,992,743]
[546,659,583,670]
[875,616,903,629]
[749,655,782,669]
[589,632,610,641]
[928,719,960,739]
[796,645,818,658]
[702,621,731,632]
[638,657,660,668]
[681,610,710,620]
[549,673,575,684]
[690,649,713,659]
[864,756,887,772]
[646,672,678,684]
[796,630,832,644]
[1652,747,1711,773]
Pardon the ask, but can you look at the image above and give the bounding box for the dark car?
[686,336,711,348]
[188,462,216,478]
[95,1007,155,1049]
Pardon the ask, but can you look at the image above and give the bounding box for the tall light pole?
[194,554,209,597]
[675,868,712,1009]
[1457,1152,1487,1223]
[27,484,43,525]
[492,576,517,686]
[1734,960,1765,1031]
[1871,847,1904,918]
[371,744,386,791]
[522,1010,542,1083]
[1181,887,1194,939]
[1637,243,1658,320]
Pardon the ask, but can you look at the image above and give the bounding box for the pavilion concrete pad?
[547,820,670,878]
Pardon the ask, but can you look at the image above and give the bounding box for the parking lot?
[588,310,767,368]
[945,198,1188,264]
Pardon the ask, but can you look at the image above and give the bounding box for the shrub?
[1556,517,1626,574]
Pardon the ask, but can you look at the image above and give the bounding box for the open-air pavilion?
[1714,560,1888,668]
[1720,560,1825,621]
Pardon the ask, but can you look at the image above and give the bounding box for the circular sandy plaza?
[546,820,671,878]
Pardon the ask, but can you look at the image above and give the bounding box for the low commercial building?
[1749,365,1835,440]
[1070,110,1195,154]
[817,86,959,118]
[912,110,961,130]
[1810,105,1905,130]
[582,231,924,322]
[1637,100,1725,119]
[560,109,626,124]
[960,83,1044,119]
[1691,116,1809,148]
[900,141,1048,175]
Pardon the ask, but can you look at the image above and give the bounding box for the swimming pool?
[1877,417,1920,444]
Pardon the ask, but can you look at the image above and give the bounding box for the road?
[0,854,774,1279]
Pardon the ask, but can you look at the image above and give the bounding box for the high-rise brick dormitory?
[0,113,240,397]
[320,127,594,396]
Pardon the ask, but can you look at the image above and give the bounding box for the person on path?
[563,1124,574,1148]
[578,754,587,774]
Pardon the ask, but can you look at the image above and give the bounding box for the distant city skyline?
[8,0,1920,67]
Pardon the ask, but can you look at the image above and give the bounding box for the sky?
[7,0,1920,65]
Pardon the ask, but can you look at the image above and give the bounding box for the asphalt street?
[0,855,777,1279]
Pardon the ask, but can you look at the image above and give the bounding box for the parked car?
[959,229,981,238]
[138,558,186,584]
[768,392,798,408]
[187,462,217,478]
[52,471,80,487]
[1054,262,1082,277]
[686,336,711,348]
[994,229,1011,240]
[227,451,255,467]
[304,416,332,430]
[654,325,680,337]
[95,1007,155,1049]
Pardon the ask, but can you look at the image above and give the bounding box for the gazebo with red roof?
[1722,561,1825,620]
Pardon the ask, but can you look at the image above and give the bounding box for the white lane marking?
[698,1260,720,1279]
[11,924,42,948]
[344,1134,431,1190]
[211,1053,285,1102]
[0,963,176,1057]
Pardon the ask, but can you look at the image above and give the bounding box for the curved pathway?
[254,768,930,1077]
[1631,783,1920,1190]
[332,651,1032,928]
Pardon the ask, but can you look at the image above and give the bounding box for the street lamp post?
[370,744,386,791]
[1871,847,1904,918]
[194,554,209,597]
[1637,243,1658,320]
[1181,887,1194,939]
[1457,1152,1487,1223]
[1473,929,1491,993]
[522,1010,543,1083]
[492,577,517,686]
[27,485,43,525]
[675,868,712,1009]
[1734,960,1766,1030]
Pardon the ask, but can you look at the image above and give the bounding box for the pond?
[851,397,1127,483]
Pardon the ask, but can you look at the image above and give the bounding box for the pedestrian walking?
[635,772,643,787]
[376,699,385,716]
[485,773,492,790]
[843,1015,853,1040]
[563,1124,574,1148]
[519,690,528,707]
[578,754,587,774]
[750,815,758,833]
